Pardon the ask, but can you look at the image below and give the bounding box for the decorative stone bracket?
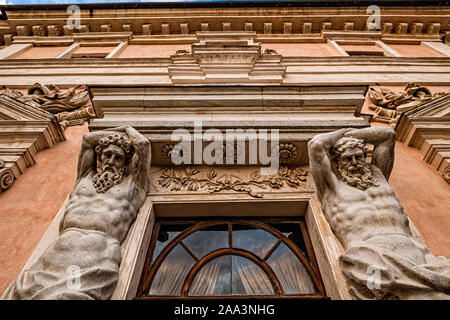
[1,83,101,129]
[368,83,448,127]
[0,159,15,192]
[0,92,66,193]
[168,32,286,85]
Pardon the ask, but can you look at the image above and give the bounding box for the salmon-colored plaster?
[11,46,68,59]
[360,85,450,258]
[0,124,88,295]
[260,43,342,57]
[72,46,116,58]
[339,44,384,55]
[389,142,450,258]
[118,44,192,58]
[388,44,443,57]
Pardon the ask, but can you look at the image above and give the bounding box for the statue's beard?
[92,165,125,193]
[339,162,379,191]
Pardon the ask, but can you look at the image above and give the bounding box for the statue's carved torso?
[61,171,141,242]
[322,166,413,250]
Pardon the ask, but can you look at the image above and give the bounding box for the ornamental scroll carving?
[1,83,95,128]
[368,83,447,126]
[158,166,308,198]
[0,159,15,192]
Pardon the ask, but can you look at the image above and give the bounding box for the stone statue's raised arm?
[76,131,112,182]
[2,125,151,300]
[307,128,353,197]
[343,126,396,180]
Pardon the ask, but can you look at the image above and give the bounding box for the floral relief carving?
[157,166,308,198]
[274,143,298,165]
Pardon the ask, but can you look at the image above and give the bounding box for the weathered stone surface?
[368,83,447,126]
[1,126,151,300]
[1,83,98,128]
[308,127,450,299]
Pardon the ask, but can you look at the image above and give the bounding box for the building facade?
[0,1,449,300]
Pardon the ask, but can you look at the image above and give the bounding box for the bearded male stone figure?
[308,127,450,299]
[1,126,150,300]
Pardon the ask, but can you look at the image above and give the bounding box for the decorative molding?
[274,143,298,165]
[0,83,100,131]
[47,25,61,37]
[161,24,170,35]
[343,22,354,32]
[368,83,447,127]
[1,7,447,45]
[303,22,312,34]
[31,25,46,37]
[169,31,286,84]
[16,25,31,37]
[283,22,292,35]
[444,166,450,183]
[264,23,272,35]
[157,166,309,198]
[0,93,66,192]
[142,24,152,35]
[180,23,189,35]
[0,159,15,192]
[396,92,450,183]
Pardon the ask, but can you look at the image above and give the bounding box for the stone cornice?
[0,94,66,192]
[87,85,369,166]
[396,93,450,183]
[0,56,449,87]
[0,6,448,45]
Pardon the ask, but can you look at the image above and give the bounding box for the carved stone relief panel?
[0,83,100,129]
[151,165,313,198]
[367,83,448,127]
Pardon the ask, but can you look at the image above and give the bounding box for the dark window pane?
[149,244,196,296]
[183,224,228,259]
[189,255,231,296]
[231,256,274,295]
[267,243,316,295]
[232,224,278,259]
[269,223,311,264]
[152,223,192,263]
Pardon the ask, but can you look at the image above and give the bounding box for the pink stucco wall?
[0,124,88,295]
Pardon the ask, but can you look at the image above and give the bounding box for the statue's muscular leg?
[4,229,121,300]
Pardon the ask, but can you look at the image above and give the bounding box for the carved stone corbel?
[0,160,15,193]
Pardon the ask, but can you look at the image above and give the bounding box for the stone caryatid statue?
[1,126,151,300]
[308,127,450,299]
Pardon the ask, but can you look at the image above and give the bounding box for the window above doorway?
[136,218,326,299]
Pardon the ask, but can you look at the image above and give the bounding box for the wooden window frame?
[135,218,327,300]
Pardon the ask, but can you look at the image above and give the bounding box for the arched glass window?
[136,219,326,299]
